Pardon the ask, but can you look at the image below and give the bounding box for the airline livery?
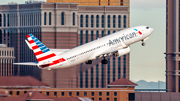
[14,25,153,70]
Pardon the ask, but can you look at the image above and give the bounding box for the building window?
[54,92,57,96]
[61,12,65,25]
[85,70,88,88]
[99,92,102,96]
[7,14,9,27]
[114,92,117,96]
[114,98,117,101]
[24,91,27,94]
[129,93,135,100]
[123,15,126,28]
[86,30,88,43]
[9,91,12,95]
[0,30,2,44]
[91,92,94,96]
[108,30,110,35]
[101,15,104,28]
[96,64,99,88]
[107,15,110,28]
[91,15,94,27]
[107,58,110,84]
[118,15,121,28]
[96,30,99,39]
[91,30,93,41]
[113,57,116,81]
[113,30,116,33]
[4,14,6,27]
[0,14,1,27]
[118,57,121,79]
[16,91,19,95]
[96,15,99,28]
[107,98,109,100]
[113,15,116,28]
[92,98,94,100]
[84,92,87,96]
[61,92,64,96]
[99,98,102,100]
[80,15,83,27]
[123,55,126,78]
[86,15,88,27]
[69,92,72,96]
[102,30,104,37]
[76,92,79,96]
[46,92,49,96]
[91,67,93,88]
[80,30,83,45]
[101,64,104,88]
[44,12,46,25]
[73,13,75,25]
[49,12,51,25]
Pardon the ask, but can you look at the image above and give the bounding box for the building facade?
[0,44,15,76]
[47,0,129,6]
[0,2,129,88]
[166,0,180,92]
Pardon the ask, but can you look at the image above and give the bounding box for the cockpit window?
[146,27,149,29]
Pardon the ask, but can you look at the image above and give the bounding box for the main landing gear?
[101,57,108,64]
[85,60,92,64]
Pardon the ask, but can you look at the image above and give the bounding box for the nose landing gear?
[85,60,92,64]
[142,40,145,46]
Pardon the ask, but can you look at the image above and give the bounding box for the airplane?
[14,25,154,70]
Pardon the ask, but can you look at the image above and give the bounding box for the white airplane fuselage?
[41,25,153,69]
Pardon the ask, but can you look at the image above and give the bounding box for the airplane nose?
[150,28,154,33]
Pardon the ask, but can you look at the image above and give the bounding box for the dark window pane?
[91,92,94,96]
[77,92,79,96]
[46,92,49,96]
[73,13,75,25]
[101,15,104,28]
[61,12,65,25]
[107,15,110,28]
[9,91,12,95]
[113,15,116,28]
[99,92,102,96]
[91,15,94,27]
[106,92,109,96]
[61,92,64,96]
[54,92,57,96]
[123,15,126,28]
[69,92,72,96]
[114,92,117,96]
[17,91,19,95]
[80,15,83,27]
[49,12,51,25]
[44,12,46,25]
[96,15,99,27]
[86,15,88,27]
[84,92,87,96]
[129,93,135,100]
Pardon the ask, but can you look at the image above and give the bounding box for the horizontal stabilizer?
[13,62,38,66]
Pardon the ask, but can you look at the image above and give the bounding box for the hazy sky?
[130,0,166,82]
[0,0,166,82]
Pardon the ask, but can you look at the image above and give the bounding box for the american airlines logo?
[109,32,136,46]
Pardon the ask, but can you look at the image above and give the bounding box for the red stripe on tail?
[37,53,56,62]
[29,40,35,44]
[26,35,30,38]
[32,45,39,50]
[35,51,43,56]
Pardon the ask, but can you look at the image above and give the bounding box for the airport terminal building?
[0,1,130,88]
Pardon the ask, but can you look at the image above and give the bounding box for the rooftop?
[0,76,49,88]
[108,78,138,87]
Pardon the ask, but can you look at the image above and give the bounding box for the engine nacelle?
[113,47,130,57]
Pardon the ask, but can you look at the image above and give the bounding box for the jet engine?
[113,47,130,57]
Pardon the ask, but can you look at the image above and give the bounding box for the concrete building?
[166,0,180,92]
[0,44,15,76]
[0,2,129,88]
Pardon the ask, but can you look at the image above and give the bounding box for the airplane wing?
[13,62,38,66]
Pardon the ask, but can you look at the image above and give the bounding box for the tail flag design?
[26,34,66,69]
